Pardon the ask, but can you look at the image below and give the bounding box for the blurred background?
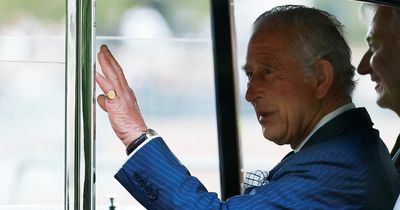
[0,0,398,209]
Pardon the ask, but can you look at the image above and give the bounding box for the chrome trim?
[65,0,95,209]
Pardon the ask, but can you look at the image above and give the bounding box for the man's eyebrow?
[366,31,375,44]
[242,64,250,72]
[366,36,372,44]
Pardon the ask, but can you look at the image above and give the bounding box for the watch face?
[146,129,158,137]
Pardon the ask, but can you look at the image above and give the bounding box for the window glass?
[95,0,218,208]
[2,0,398,209]
[0,0,65,208]
[234,0,399,174]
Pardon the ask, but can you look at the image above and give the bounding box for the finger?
[95,71,114,93]
[100,45,129,88]
[97,95,107,111]
[97,49,122,91]
[100,45,130,90]
[129,88,137,101]
[96,72,118,104]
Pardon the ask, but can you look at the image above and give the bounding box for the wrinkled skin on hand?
[95,45,147,147]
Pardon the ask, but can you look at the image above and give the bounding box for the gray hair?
[253,5,355,96]
[392,7,400,49]
[361,3,400,35]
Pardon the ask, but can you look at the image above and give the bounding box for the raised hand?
[96,45,147,147]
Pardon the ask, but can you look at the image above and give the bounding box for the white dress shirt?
[294,102,356,153]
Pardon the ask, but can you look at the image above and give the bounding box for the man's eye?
[245,72,252,80]
[369,43,375,52]
[369,41,380,53]
[262,68,272,75]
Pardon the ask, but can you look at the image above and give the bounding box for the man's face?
[358,7,400,114]
[244,30,319,149]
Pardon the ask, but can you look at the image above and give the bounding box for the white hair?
[253,5,356,96]
[361,3,400,51]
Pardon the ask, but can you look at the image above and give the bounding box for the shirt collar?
[293,102,356,153]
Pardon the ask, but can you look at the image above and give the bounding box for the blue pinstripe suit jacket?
[115,108,400,209]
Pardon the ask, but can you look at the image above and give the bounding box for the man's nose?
[245,76,263,103]
[357,50,373,75]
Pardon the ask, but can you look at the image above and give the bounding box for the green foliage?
[95,0,210,36]
[312,0,367,44]
[0,0,210,36]
[0,0,65,22]
[95,0,140,35]
[158,0,210,36]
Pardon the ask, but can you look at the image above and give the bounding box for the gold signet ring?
[106,89,116,100]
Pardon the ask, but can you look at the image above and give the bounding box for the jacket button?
[144,185,151,194]
[138,179,146,187]
[133,172,140,181]
[149,190,158,200]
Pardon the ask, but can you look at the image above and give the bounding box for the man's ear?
[313,59,333,99]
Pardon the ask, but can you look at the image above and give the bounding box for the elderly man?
[358,4,400,171]
[96,5,399,209]
[357,4,400,209]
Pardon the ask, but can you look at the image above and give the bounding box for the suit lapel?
[302,108,373,149]
[391,134,400,172]
[267,151,295,181]
[267,108,372,181]
[390,134,400,157]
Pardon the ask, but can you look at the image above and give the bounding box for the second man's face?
[244,30,320,149]
[358,7,400,113]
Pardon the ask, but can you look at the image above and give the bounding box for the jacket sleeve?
[114,137,369,210]
[115,137,224,209]
[115,137,273,209]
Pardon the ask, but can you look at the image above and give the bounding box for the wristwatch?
[126,128,158,155]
